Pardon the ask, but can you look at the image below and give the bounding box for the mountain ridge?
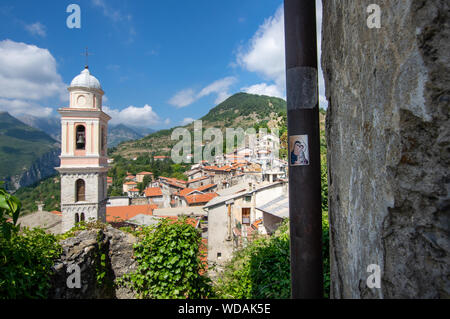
[111,92,287,158]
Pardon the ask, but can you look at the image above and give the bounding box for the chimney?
[36,201,44,212]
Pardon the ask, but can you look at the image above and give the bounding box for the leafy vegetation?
[0,182,62,299]
[214,220,291,299]
[107,156,189,196]
[14,175,60,214]
[117,217,212,299]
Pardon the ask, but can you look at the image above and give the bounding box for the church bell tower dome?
[68,67,104,109]
[70,67,102,90]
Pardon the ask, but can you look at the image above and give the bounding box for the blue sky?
[0,0,325,130]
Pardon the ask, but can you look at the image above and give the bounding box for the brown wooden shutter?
[76,179,85,202]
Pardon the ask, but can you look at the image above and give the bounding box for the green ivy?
[214,220,291,299]
[0,227,62,299]
[117,217,212,299]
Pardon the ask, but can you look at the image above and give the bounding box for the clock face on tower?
[77,95,86,106]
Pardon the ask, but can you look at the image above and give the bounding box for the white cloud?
[169,76,237,108]
[0,98,53,117]
[92,0,124,22]
[0,40,66,101]
[0,39,67,117]
[103,104,161,127]
[164,118,171,125]
[241,83,284,99]
[237,5,285,94]
[25,22,46,37]
[168,89,197,108]
[181,117,195,125]
[237,1,328,108]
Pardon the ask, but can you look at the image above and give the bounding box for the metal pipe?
[284,0,323,298]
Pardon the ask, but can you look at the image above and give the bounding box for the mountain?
[112,92,287,158]
[17,114,61,141]
[128,125,156,137]
[108,124,144,147]
[0,112,60,191]
[17,114,153,148]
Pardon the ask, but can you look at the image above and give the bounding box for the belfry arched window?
[75,213,79,224]
[80,213,85,222]
[76,179,85,202]
[76,125,86,150]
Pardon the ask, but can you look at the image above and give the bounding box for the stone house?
[203,181,287,267]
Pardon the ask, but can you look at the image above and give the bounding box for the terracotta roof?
[177,188,195,197]
[187,175,210,183]
[144,187,163,197]
[154,155,169,159]
[124,181,137,185]
[203,165,234,172]
[159,177,186,188]
[50,210,62,216]
[106,204,158,222]
[126,175,136,179]
[195,183,217,192]
[184,192,218,205]
[137,171,153,175]
[128,188,140,192]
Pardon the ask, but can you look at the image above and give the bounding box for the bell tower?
[56,66,111,232]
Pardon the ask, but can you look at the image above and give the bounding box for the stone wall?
[49,226,136,298]
[322,0,449,298]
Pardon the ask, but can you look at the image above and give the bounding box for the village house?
[125,174,136,182]
[123,181,137,194]
[144,187,164,206]
[136,171,153,183]
[203,181,288,268]
[255,194,288,235]
[180,192,218,207]
[106,196,130,207]
[127,188,140,198]
[186,175,213,189]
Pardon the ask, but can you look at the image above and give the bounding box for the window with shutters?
[242,207,250,225]
[76,179,85,202]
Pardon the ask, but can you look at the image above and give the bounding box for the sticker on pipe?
[287,67,318,110]
[289,135,310,166]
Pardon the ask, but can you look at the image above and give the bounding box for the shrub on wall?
[117,217,212,299]
[0,227,62,299]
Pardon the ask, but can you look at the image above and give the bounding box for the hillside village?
[21,131,290,269]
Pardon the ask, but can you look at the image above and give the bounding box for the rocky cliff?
[8,147,60,191]
[322,0,449,298]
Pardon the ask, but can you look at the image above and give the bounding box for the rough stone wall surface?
[322,0,449,298]
[49,226,136,299]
